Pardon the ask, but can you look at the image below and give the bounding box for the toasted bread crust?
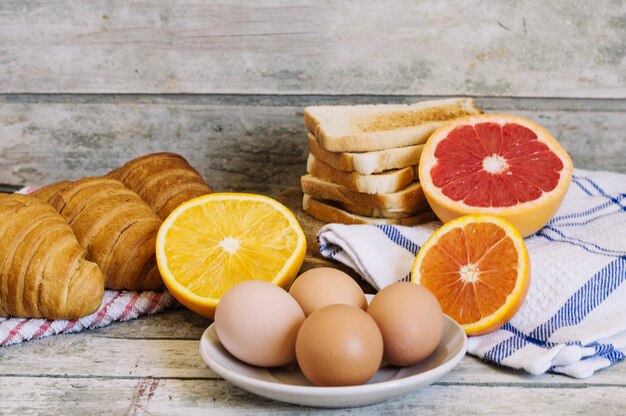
[304,98,481,152]
[302,195,436,226]
[307,133,424,175]
[307,154,415,194]
[301,175,429,215]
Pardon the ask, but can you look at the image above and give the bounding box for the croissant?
[31,180,71,204]
[0,194,104,319]
[107,152,212,219]
[50,177,163,291]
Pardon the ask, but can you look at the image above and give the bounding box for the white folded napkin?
[317,169,626,378]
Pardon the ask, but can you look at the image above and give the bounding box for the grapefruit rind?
[419,114,573,237]
[411,214,530,336]
[155,193,307,318]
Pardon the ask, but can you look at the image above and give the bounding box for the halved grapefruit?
[419,114,573,237]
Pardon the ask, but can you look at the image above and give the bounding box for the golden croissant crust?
[31,180,71,204]
[0,194,104,319]
[50,177,164,291]
[107,152,212,219]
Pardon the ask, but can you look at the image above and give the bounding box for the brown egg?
[367,282,444,366]
[214,280,305,367]
[295,304,383,386]
[289,267,367,316]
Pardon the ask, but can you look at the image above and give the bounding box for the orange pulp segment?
[411,214,530,335]
[156,193,306,319]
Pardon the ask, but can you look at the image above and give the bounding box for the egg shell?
[214,280,305,367]
[295,304,383,387]
[367,282,444,366]
[289,267,367,316]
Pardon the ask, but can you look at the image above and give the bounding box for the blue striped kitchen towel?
[317,169,626,378]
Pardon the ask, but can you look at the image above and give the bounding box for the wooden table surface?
[1,1,625,414]
[1,190,625,415]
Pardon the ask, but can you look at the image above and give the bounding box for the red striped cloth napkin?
[0,290,177,347]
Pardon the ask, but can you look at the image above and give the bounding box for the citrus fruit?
[155,193,306,319]
[419,114,573,237]
[411,214,530,336]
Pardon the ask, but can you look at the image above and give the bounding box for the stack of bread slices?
[301,98,482,225]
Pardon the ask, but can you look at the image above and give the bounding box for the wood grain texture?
[1,98,624,190]
[1,311,625,386]
[0,376,624,415]
[1,1,625,413]
[0,184,624,414]
[1,0,624,97]
[1,188,623,411]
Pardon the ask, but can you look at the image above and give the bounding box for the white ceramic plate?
[199,310,467,408]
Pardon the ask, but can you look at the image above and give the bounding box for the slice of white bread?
[304,98,481,152]
[338,201,418,219]
[302,195,436,226]
[307,133,423,175]
[301,174,429,217]
[307,154,414,194]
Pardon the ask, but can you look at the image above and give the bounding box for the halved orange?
[156,193,306,319]
[419,114,573,237]
[411,214,530,336]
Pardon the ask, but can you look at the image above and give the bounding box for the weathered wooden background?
[0,0,624,194]
[0,1,625,415]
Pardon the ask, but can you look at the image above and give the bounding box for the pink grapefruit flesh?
[419,114,573,237]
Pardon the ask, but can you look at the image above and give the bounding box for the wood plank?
[1,315,624,385]
[1,1,624,97]
[1,100,624,190]
[0,336,211,379]
[54,307,626,387]
[0,376,623,415]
